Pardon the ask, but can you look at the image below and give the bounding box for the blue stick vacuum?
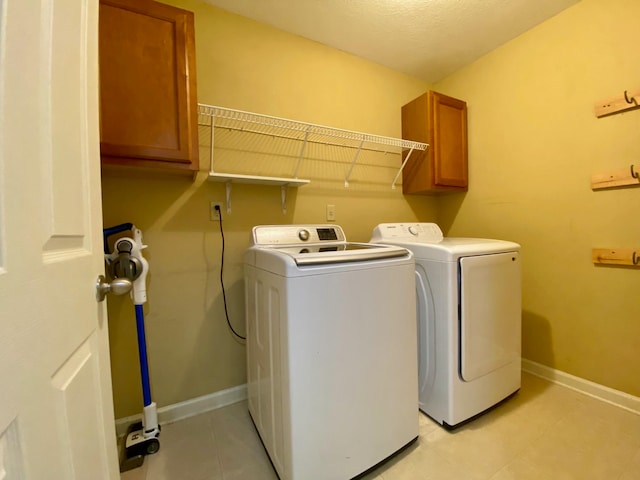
[103,223,160,471]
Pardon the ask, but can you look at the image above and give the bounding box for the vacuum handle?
[103,223,134,254]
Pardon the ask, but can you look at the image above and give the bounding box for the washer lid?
[257,242,410,266]
[246,243,413,277]
[247,224,411,269]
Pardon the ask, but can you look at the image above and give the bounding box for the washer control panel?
[371,223,444,243]
[252,224,345,246]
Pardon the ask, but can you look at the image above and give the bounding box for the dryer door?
[459,252,521,382]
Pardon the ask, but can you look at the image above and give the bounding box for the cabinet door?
[401,90,467,194]
[99,0,199,172]
[431,91,467,189]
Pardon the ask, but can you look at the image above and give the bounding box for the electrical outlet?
[210,201,223,221]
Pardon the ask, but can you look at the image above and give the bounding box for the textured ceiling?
[202,0,580,83]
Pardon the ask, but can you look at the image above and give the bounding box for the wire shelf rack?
[197,104,428,212]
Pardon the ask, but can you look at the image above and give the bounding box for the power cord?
[215,204,246,340]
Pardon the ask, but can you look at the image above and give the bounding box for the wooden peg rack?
[592,248,640,267]
[594,88,640,118]
[591,164,640,190]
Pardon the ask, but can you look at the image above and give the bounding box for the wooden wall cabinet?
[99,0,199,173]
[401,91,468,194]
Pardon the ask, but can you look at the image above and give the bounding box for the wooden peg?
[592,248,639,266]
[591,165,640,190]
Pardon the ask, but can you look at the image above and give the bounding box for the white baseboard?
[521,359,640,415]
[114,361,640,438]
[115,383,247,437]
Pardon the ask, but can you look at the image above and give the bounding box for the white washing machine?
[371,223,521,428]
[244,224,418,480]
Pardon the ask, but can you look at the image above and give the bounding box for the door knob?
[96,275,132,302]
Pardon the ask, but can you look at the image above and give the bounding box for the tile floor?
[120,372,640,480]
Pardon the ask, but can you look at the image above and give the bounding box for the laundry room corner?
[432,0,640,398]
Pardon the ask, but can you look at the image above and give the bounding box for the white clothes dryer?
[371,223,521,428]
[244,225,418,480]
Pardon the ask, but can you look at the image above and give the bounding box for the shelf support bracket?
[281,185,287,215]
[225,182,232,214]
[392,147,416,189]
[209,114,216,175]
[344,139,365,187]
[293,128,310,178]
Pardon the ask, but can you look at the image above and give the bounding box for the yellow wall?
[102,0,433,418]
[435,0,640,395]
[104,0,640,419]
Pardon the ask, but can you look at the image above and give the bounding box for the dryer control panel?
[371,223,444,243]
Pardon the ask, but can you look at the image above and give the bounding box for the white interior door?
[0,0,119,478]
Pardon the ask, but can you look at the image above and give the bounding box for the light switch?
[326,204,336,221]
